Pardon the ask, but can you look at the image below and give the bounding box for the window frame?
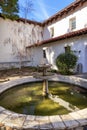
[69,17,76,31]
[50,27,54,37]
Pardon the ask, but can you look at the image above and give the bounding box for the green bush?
[56,52,78,75]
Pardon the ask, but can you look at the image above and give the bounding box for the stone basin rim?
[0,75,87,129]
[0,75,87,116]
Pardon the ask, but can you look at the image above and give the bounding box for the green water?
[0,82,87,115]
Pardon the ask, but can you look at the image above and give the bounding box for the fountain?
[0,47,87,120]
[34,47,52,97]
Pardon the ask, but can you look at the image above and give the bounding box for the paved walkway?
[75,73,87,79]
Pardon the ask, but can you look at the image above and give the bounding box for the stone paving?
[0,75,87,130]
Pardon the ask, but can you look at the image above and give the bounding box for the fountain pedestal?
[34,47,52,97]
[43,79,48,96]
[37,64,51,97]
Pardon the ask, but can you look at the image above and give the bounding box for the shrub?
[56,52,78,75]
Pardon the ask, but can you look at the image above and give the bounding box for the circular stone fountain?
[0,76,87,129]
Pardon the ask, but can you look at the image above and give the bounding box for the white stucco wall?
[30,35,87,73]
[43,26,50,40]
[47,5,87,38]
[0,18,43,69]
[0,2,87,72]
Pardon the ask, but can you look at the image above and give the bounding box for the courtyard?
[0,0,87,130]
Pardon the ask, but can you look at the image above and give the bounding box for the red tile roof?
[42,0,87,26]
[16,18,42,26]
[27,27,87,48]
[0,13,42,26]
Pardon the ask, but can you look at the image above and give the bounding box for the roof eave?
[27,27,87,48]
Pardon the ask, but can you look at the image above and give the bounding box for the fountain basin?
[0,75,87,129]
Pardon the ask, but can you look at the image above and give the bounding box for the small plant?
[56,52,78,75]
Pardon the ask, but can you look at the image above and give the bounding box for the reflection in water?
[0,82,87,116]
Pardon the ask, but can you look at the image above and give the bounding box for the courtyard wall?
[0,18,44,69]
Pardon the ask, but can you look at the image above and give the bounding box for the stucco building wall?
[0,1,87,73]
[47,5,87,38]
[30,35,87,73]
[0,18,43,69]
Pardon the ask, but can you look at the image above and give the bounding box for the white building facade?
[28,0,87,73]
[0,0,87,73]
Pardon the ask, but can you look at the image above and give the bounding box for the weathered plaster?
[0,18,44,69]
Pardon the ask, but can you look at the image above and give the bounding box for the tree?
[19,0,33,20]
[56,52,78,75]
[0,0,19,19]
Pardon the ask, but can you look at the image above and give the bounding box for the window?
[64,45,71,53]
[43,49,46,58]
[50,27,54,37]
[69,17,76,31]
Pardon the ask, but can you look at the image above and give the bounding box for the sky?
[19,0,75,22]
